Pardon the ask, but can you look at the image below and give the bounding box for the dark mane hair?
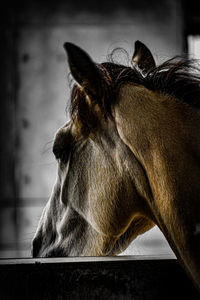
[69,56,200,133]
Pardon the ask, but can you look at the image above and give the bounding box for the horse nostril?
[32,237,42,258]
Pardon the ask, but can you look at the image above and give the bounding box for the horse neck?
[114,83,200,290]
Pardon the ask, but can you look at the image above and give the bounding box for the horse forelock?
[69,54,200,134]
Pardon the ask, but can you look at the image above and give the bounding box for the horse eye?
[52,125,73,162]
[53,145,70,163]
[52,146,62,159]
[53,146,65,160]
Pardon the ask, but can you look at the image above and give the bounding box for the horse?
[32,40,200,291]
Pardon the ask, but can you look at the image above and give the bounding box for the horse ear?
[132,40,156,73]
[63,42,101,97]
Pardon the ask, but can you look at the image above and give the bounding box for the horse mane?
[69,54,200,133]
[116,57,200,107]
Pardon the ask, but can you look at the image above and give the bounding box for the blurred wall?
[1,0,184,257]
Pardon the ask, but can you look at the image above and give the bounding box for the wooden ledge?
[0,254,176,265]
[0,255,199,299]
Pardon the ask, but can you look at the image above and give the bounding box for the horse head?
[32,41,200,291]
